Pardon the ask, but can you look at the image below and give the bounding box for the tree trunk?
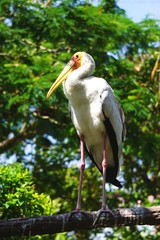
[0,206,159,237]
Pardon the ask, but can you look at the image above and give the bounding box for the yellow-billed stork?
[47,52,126,221]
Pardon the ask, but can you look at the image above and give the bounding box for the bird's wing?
[83,82,125,188]
[101,85,125,178]
[100,84,125,187]
[115,98,126,142]
[101,86,125,151]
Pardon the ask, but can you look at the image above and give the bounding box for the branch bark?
[0,206,159,237]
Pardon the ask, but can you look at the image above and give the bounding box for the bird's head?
[46,51,95,98]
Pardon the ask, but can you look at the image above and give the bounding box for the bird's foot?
[93,207,114,226]
[67,209,87,222]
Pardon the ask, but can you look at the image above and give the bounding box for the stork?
[47,52,126,222]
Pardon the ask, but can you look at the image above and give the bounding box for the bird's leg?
[93,134,114,226]
[76,135,85,210]
[102,134,107,209]
[67,136,86,221]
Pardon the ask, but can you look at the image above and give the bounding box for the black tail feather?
[106,166,122,188]
[109,178,122,188]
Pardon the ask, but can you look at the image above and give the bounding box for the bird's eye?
[75,54,79,59]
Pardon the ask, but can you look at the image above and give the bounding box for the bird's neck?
[63,66,88,100]
[63,62,95,108]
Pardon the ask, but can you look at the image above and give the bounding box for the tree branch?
[0,121,43,154]
[0,108,68,154]
[0,206,159,237]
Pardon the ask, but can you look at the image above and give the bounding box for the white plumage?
[47,51,126,213]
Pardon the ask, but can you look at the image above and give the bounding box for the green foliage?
[0,0,160,239]
[0,163,59,219]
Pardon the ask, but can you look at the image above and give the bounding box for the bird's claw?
[67,209,87,222]
[93,207,114,226]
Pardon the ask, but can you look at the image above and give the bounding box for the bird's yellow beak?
[46,59,75,98]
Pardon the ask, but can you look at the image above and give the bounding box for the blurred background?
[0,0,159,239]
